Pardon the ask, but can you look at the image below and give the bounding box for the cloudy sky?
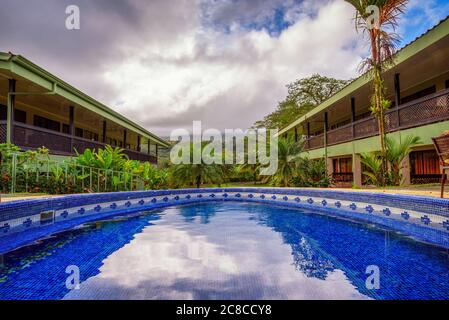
[1,0,448,136]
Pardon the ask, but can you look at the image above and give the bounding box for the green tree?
[263,138,304,187]
[386,135,421,185]
[295,158,330,187]
[362,134,421,186]
[361,152,384,186]
[254,74,349,129]
[171,143,226,188]
[286,74,350,106]
[346,0,408,184]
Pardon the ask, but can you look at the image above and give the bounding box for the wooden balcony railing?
[304,88,449,150]
[5,122,157,164]
[0,121,6,144]
[410,174,444,185]
[332,172,354,183]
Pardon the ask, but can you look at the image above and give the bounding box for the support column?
[326,157,333,180]
[401,153,411,186]
[147,140,151,155]
[351,97,356,122]
[324,113,329,177]
[394,73,401,107]
[69,106,75,152]
[307,122,310,149]
[6,79,16,144]
[123,129,127,149]
[324,112,328,132]
[137,135,141,152]
[394,73,401,128]
[353,154,362,188]
[102,121,107,144]
[351,97,356,138]
[324,112,328,146]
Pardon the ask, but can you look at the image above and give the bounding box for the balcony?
[0,121,158,164]
[305,88,449,150]
[332,172,354,183]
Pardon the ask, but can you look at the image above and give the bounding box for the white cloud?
[102,0,364,135]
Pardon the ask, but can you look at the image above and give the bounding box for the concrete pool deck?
[1,185,448,202]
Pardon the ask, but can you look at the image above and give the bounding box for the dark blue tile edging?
[0,187,448,254]
[225,198,449,250]
[223,188,449,218]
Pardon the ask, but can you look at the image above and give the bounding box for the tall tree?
[345,0,408,185]
[254,74,348,129]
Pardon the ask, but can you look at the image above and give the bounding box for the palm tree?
[346,0,408,184]
[386,135,421,185]
[264,138,304,187]
[171,143,226,188]
[362,134,421,186]
[172,163,226,188]
[361,152,384,186]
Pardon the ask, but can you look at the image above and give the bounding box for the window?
[62,124,70,134]
[75,127,84,138]
[330,119,350,130]
[410,150,442,184]
[401,86,436,104]
[84,130,99,141]
[15,109,27,123]
[0,105,26,123]
[354,111,372,122]
[0,104,6,120]
[410,151,440,175]
[33,115,60,132]
[333,158,353,173]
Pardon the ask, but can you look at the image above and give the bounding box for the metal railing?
[332,172,354,183]
[8,121,157,163]
[2,153,145,195]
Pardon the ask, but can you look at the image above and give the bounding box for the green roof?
[0,52,170,147]
[278,16,449,136]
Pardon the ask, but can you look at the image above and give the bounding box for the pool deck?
[1,186,448,202]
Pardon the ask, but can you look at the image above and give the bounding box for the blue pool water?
[0,202,448,300]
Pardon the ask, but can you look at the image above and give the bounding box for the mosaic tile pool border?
[0,188,448,254]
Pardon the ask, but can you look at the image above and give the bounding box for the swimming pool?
[0,202,448,300]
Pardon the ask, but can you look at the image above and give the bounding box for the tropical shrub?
[170,142,227,188]
[0,143,169,194]
[263,138,304,187]
[386,135,421,186]
[361,134,421,186]
[361,152,384,186]
[293,158,330,188]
